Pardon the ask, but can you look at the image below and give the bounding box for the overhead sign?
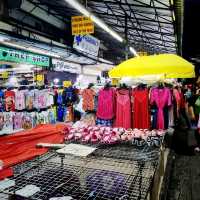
[52,59,82,74]
[0,46,50,66]
[73,35,100,57]
[71,16,94,35]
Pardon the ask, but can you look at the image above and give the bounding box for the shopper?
[20,75,29,85]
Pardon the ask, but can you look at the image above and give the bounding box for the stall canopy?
[109,54,195,79]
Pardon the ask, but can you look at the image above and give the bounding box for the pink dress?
[96,88,116,120]
[115,89,131,129]
[150,87,172,129]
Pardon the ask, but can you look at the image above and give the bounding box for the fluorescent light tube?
[129,47,139,57]
[65,0,124,43]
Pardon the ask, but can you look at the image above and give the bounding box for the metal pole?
[125,13,128,60]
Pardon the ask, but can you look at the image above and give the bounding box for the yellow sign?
[1,71,8,79]
[112,78,119,86]
[138,52,148,56]
[63,81,72,87]
[34,74,44,85]
[71,16,94,35]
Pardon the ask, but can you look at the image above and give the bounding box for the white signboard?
[73,35,100,57]
[52,59,81,74]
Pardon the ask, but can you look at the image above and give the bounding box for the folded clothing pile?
[66,126,120,144]
[66,126,165,145]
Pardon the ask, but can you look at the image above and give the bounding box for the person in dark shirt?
[20,75,29,85]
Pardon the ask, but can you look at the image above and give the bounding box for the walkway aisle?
[167,155,200,200]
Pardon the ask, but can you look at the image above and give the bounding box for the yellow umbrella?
[109,54,195,78]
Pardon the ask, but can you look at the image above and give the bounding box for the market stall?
[0,54,195,200]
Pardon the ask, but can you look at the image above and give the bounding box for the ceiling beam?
[88,0,171,10]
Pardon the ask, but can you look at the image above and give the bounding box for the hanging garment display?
[115,89,131,129]
[13,112,23,130]
[62,86,78,106]
[25,89,36,110]
[96,88,116,120]
[132,87,150,129]
[0,112,4,131]
[0,90,4,112]
[150,87,172,129]
[82,88,96,111]
[3,112,14,132]
[22,113,33,129]
[5,90,15,112]
[15,90,27,111]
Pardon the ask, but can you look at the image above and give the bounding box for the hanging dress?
[150,87,172,129]
[96,88,116,120]
[82,88,96,111]
[115,89,131,129]
[132,88,150,129]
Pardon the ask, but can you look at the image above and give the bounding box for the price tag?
[63,81,72,87]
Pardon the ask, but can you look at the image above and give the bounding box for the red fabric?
[132,88,150,129]
[5,90,15,111]
[0,168,13,180]
[115,89,131,129]
[0,124,67,180]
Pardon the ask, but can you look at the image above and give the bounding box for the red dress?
[115,89,131,129]
[132,88,150,129]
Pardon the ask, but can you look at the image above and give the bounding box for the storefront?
[0,45,50,86]
[0,45,51,134]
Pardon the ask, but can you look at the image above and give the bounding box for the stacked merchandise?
[80,83,185,130]
[66,125,165,146]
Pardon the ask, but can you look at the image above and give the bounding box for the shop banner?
[73,35,100,57]
[0,46,50,66]
[52,59,81,74]
[71,16,94,35]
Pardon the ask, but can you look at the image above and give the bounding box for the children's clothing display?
[15,90,27,110]
[0,90,4,112]
[0,109,57,134]
[5,90,15,112]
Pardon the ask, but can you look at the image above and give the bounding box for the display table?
[0,143,166,200]
[151,147,170,200]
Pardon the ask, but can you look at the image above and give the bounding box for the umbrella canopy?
[109,54,195,78]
